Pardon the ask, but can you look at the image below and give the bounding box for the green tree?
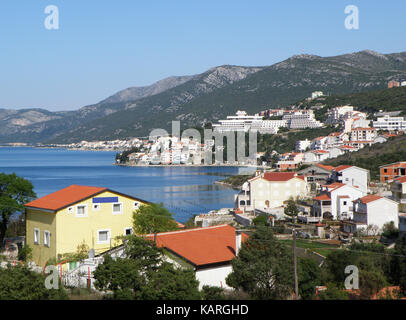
[298,257,320,300]
[0,173,36,245]
[284,198,299,222]
[0,264,68,300]
[201,285,226,300]
[18,245,33,262]
[226,227,294,299]
[133,203,178,234]
[140,262,201,300]
[389,237,406,294]
[252,215,268,227]
[318,283,349,300]
[94,236,201,300]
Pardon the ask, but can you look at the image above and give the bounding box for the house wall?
[367,199,399,230]
[55,191,147,261]
[26,208,57,266]
[27,190,148,266]
[195,265,233,290]
[338,168,369,195]
[330,186,364,220]
[249,177,308,210]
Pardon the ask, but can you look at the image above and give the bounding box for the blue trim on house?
[93,197,119,203]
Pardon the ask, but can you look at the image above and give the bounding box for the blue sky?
[1,0,406,111]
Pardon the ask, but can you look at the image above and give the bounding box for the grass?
[279,239,341,257]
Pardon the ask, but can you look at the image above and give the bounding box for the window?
[34,228,40,245]
[93,203,100,211]
[44,231,50,247]
[97,230,110,244]
[343,201,347,206]
[112,203,123,214]
[125,227,133,236]
[76,205,87,217]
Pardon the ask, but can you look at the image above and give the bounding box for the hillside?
[49,50,406,143]
[2,50,406,144]
[323,135,406,180]
[302,86,406,117]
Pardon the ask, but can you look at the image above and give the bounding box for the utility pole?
[293,228,299,300]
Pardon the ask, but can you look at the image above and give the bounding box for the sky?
[1,0,406,111]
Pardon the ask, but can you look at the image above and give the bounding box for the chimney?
[235,230,242,256]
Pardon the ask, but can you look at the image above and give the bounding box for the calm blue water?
[0,147,244,223]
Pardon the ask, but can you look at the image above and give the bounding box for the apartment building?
[373,115,406,132]
[329,165,370,195]
[380,162,406,182]
[282,110,323,129]
[343,195,399,234]
[391,176,406,212]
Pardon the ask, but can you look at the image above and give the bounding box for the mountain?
[49,50,406,143]
[99,75,196,104]
[2,50,406,144]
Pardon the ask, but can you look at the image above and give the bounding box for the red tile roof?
[334,165,353,172]
[312,150,329,154]
[313,194,331,201]
[394,176,406,184]
[24,185,148,212]
[357,195,382,204]
[25,185,107,211]
[316,164,335,171]
[146,225,248,267]
[263,172,305,182]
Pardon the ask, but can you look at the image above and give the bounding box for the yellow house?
[25,185,149,266]
[248,172,309,210]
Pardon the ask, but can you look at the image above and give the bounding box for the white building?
[311,91,324,99]
[242,172,309,211]
[373,115,406,132]
[283,110,323,129]
[212,110,287,134]
[402,81,406,87]
[312,182,364,220]
[303,150,330,163]
[326,105,355,124]
[296,139,312,152]
[343,195,399,234]
[349,127,378,142]
[329,165,370,195]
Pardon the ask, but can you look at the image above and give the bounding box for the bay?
[0,147,246,223]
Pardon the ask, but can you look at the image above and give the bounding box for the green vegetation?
[226,227,294,299]
[0,264,68,300]
[115,146,142,163]
[0,173,36,246]
[93,236,201,300]
[218,174,254,188]
[305,87,406,117]
[133,203,179,234]
[258,126,338,155]
[324,135,406,180]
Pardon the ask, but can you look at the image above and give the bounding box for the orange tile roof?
[334,165,353,172]
[263,172,305,182]
[313,194,331,201]
[357,194,382,204]
[24,185,148,212]
[146,225,248,267]
[394,176,406,184]
[25,185,107,211]
[316,164,335,171]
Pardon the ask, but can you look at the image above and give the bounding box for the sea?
[0,147,253,223]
